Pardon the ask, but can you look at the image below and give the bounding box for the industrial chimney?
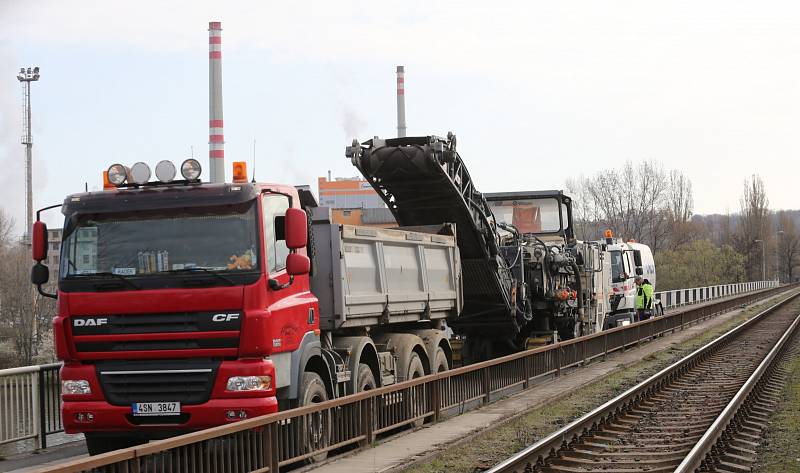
[208,21,225,183]
[396,66,406,138]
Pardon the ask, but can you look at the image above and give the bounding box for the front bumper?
[603,310,635,329]
[62,397,278,436]
[61,358,278,437]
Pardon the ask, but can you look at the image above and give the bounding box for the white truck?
[600,231,663,328]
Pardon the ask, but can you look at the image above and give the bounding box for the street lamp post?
[17,66,40,244]
[777,230,785,283]
[754,239,766,281]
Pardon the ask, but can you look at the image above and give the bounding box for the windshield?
[488,198,561,233]
[610,250,625,283]
[60,202,259,278]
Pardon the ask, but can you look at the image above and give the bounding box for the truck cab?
[483,190,602,341]
[601,231,659,328]
[31,160,322,454]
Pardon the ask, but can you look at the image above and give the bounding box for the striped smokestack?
[208,21,225,183]
[396,66,406,138]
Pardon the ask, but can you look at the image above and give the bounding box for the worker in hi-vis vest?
[635,276,654,321]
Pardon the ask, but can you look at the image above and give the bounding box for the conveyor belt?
[350,135,519,337]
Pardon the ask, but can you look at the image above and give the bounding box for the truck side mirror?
[31,220,53,290]
[32,221,48,262]
[633,250,642,267]
[32,263,49,285]
[633,249,643,275]
[286,253,310,276]
[30,206,62,300]
[284,208,307,249]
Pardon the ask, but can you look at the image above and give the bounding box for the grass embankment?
[754,342,800,473]
[403,292,798,473]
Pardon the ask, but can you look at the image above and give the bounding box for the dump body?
[309,207,461,331]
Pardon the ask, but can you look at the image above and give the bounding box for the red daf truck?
[30,157,460,455]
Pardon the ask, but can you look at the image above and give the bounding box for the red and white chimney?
[396,66,406,138]
[208,21,225,183]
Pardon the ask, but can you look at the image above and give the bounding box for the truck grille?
[71,311,240,354]
[96,360,219,406]
[76,338,238,352]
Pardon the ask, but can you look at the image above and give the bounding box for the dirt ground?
[754,339,800,473]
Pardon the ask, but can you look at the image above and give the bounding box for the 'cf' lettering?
[212,313,240,322]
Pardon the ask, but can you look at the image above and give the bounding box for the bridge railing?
[0,280,779,457]
[655,280,778,309]
[0,362,62,450]
[35,283,794,473]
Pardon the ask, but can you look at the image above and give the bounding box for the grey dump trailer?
[300,204,461,400]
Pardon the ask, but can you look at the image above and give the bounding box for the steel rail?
[485,290,800,473]
[674,308,800,472]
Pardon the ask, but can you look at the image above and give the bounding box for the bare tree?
[0,210,14,248]
[665,169,694,249]
[777,210,800,282]
[0,244,36,365]
[0,209,57,367]
[735,175,771,281]
[578,160,671,252]
[564,176,602,241]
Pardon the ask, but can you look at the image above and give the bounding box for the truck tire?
[85,433,144,456]
[432,347,449,373]
[299,372,331,463]
[407,353,426,428]
[356,363,377,392]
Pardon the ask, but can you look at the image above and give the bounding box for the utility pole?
[17,67,40,244]
[777,230,785,282]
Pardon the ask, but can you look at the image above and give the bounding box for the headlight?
[62,379,91,395]
[129,162,151,185]
[226,375,272,391]
[181,159,202,181]
[107,164,127,186]
[155,160,176,183]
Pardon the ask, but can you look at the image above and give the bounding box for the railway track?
[487,292,800,473]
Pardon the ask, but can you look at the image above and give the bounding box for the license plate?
[132,402,181,416]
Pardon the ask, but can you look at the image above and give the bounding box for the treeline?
[566,163,800,291]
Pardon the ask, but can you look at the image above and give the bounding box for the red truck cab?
[32,161,322,454]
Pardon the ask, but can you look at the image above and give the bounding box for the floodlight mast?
[17,66,40,245]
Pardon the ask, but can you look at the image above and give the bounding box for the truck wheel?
[299,372,331,463]
[356,363,377,392]
[407,353,426,428]
[433,347,449,373]
[85,433,144,456]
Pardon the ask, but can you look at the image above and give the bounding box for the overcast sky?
[1,1,798,232]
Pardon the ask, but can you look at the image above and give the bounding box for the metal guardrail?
[655,280,777,309]
[36,283,794,473]
[0,362,62,449]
